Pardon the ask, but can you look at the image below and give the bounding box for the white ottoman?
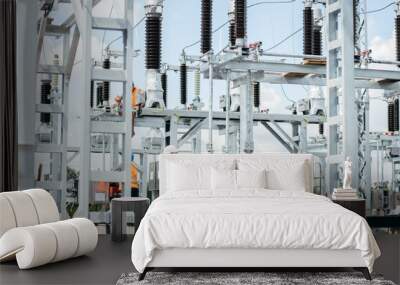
[0,189,98,269]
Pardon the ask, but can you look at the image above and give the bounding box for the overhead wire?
[100,0,114,61]
[265,2,396,51]
[183,0,297,52]
[363,2,394,14]
[75,0,394,66]
[105,0,164,50]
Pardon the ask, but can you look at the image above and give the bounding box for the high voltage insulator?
[229,21,236,47]
[145,16,162,70]
[161,72,167,107]
[353,0,359,47]
[303,7,313,55]
[194,69,200,98]
[253,81,260,108]
[388,101,395,132]
[201,0,212,54]
[102,58,111,103]
[312,27,322,56]
[395,98,399,132]
[96,83,103,107]
[180,63,187,105]
[319,123,324,135]
[90,80,94,108]
[40,80,51,123]
[235,0,246,41]
[396,15,400,65]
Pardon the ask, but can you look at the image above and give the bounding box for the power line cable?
[105,0,164,50]
[247,0,295,8]
[280,84,295,103]
[183,0,297,52]
[265,2,395,51]
[363,2,394,14]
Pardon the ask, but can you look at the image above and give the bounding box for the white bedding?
[131,190,380,273]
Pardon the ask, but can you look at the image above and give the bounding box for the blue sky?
[88,0,398,123]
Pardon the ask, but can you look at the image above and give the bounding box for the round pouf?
[111,197,150,242]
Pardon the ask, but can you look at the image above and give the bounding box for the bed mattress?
[131,190,380,273]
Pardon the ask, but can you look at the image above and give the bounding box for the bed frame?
[138,154,372,281]
[139,248,371,280]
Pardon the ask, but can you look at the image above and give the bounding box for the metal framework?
[71,0,133,217]
[32,0,400,217]
[35,6,79,218]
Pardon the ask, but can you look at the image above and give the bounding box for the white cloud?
[370,35,396,62]
[260,84,287,113]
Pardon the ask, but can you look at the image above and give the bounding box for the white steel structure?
[35,3,80,218]
[71,0,133,217]
[326,0,358,196]
[28,0,400,217]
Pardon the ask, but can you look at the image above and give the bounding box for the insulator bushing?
[229,21,236,47]
[102,58,110,102]
[388,102,395,132]
[180,63,187,105]
[395,98,399,131]
[303,7,313,55]
[235,0,246,40]
[396,16,400,65]
[165,120,171,146]
[90,80,94,108]
[292,109,299,138]
[253,81,260,108]
[319,123,324,135]
[353,0,358,46]
[312,28,322,56]
[145,15,162,70]
[201,0,212,54]
[161,72,167,107]
[40,80,51,123]
[96,83,103,106]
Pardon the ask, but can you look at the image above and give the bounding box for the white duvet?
[131,190,380,273]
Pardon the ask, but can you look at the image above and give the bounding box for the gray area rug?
[116,272,396,285]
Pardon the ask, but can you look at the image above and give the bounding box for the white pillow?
[167,160,236,192]
[236,169,267,189]
[238,158,308,191]
[168,163,209,191]
[211,168,236,190]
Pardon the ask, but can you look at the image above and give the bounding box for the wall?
[16,0,38,189]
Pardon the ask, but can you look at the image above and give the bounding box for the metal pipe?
[370,59,400,66]
[236,50,400,66]
[225,70,231,153]
[260,51,325,60]
[207,52,214,153]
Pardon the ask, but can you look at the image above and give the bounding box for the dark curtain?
[0,0,18,192]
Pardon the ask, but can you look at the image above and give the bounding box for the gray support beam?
[64,26,80,78]
[76,0,92,218]
[270,121,299,152]
[225,71,231,153]
[340,0,358,191]
[169,115,179,147]
[177,118,208,148]
[36,15,48,68]
[239,72,254,153]
[123,0,134,197]
[207,53,214,153]
[326,0,358,194]
[260,122,294,153]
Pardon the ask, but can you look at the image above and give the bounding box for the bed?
[131,153,380,281]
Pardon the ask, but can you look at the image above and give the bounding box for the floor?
[0,235,134,285]
[1,232,399,285]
